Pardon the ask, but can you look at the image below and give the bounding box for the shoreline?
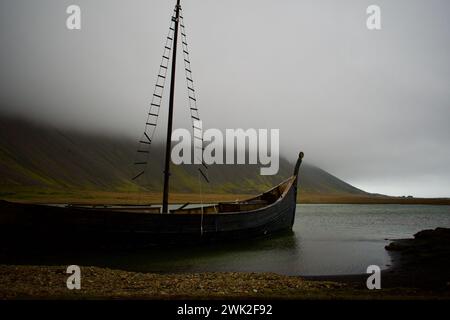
[1,236,449,300]
[2,191,450,206]
[1,228,449,299]
[308,228,450,290]
[1,264,448,300]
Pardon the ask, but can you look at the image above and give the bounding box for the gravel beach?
[1,264,449,300]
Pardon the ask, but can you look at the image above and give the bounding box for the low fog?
[1,0,450,197]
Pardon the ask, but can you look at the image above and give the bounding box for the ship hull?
[0,180,297,250]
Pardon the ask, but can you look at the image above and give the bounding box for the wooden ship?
[0,0,304,249]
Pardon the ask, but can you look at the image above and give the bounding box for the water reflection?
[0,230,299,274]
[2,204,450,275]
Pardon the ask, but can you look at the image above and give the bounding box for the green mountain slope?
[0,115,367,196]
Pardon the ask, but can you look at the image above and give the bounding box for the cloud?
[0,0,449,197]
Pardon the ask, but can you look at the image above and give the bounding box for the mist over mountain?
[0,114,366,198]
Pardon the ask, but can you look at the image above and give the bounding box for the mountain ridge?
[0,114,367,197]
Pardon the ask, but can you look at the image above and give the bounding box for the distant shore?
[299,194,450,205]
[1,190,450,205]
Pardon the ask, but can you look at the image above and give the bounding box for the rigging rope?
[131,8,177,204]
[179,9,216,211]
[180,8,215,222]
[131,6,214,214]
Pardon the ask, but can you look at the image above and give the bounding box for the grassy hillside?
[0,114,367,201]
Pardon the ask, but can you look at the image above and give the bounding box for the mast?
[162,0,181,213]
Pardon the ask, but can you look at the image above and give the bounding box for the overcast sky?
[1,0,449,197]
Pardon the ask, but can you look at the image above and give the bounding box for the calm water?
[7,204,450,276]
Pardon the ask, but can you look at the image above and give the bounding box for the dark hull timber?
[0,154,303,250]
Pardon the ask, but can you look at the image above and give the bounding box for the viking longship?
[0,0,303,249]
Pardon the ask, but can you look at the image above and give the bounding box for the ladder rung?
[182,41,187,46]
[183,50,189,55]
[187,77,193,82]
[192,116,200,121]
[184,59,190,64]
[137,150,149,153]
[156,84,163,88]
[132,171,145,180]
[144,132,152,142]
[189,96,196,101]
[154,94,162,98]
[185,68,191,73]
[139,141,151,145]
[188,87,194,92]
[162,55,169,60]
[181,32,186,37]
[190,108,198,111]
[170,27,174,31]
[151,103,160,107]
[160,65,167,69]
[165,46,171,50]
[158,75,165,79]
[167,36,173,41]
[146,122,157,126]
[134,162,147,165]
[149,112,158,117]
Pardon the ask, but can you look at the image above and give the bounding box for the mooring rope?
[198,170,204,236]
